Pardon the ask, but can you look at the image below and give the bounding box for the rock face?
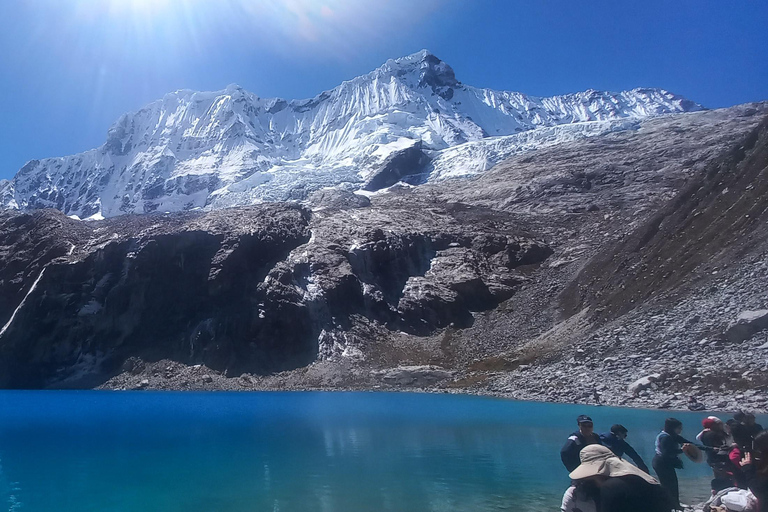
[1,102,768,414]
[363,144,430,191]
[0,202,551,388]
[0,206,315,387]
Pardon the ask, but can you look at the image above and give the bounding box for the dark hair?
[732,423,752,451]
[734,411,746,423]
[754,431,768,474]
[611,424,628,435]
[726,419,738,428]
[664,418,683,434]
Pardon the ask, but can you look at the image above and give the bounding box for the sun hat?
[569,445,658,484]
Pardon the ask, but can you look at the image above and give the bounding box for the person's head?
[746,413,757,426]
[664,418,683,435]
[732,422,751,450]
[577,415,594,436]
[734,411,746,423]
[610,424,628,440]
[703,416,723,432]
[568,444,658,486]
[573,478,600,500]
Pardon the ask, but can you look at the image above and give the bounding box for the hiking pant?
[653,455,680,509]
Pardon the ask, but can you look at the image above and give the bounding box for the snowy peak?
[378,50,460,98]
[3,50,704,218]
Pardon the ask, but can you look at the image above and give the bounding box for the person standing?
[746,413,765,440]
[653,418,695,511]
[599,424,650,474]
[561,415,602,472]
[741,430,768,512]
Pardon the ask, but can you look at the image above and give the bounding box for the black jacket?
[745,464,768,512]
[598,475,671,512]
[699,429,731,466]
[599,432,649,473]
[561,431,602,472]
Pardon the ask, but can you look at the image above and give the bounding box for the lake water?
[0,391,759,512]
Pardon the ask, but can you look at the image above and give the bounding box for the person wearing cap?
[599,424,649,474]
[561,415,602,472]
[697,416,743,492]
[653,418,695,511]
[569,444,670,512]
[697,416,731,466]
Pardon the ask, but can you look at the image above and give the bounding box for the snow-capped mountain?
[0,50,702,218]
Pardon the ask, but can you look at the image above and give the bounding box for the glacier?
[0,50,703,218]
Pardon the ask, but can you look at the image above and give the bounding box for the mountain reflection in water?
[0,391,758,512]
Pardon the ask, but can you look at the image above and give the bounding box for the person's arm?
[730,447,743,466]
[623,441,649,473]
[561,439,579,472]
[561,485,576,512]
[660,434,683,456]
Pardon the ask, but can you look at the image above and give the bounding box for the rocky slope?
[0,103,766,415]
[0,50,700,219]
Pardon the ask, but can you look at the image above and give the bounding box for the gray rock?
[377,366,453,387]
[724,310,768,343]
[628,374,661,396]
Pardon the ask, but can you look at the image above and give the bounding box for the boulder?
[724,309,768,343]
[628,374,661,396]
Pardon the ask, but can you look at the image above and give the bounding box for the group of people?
[560,412,768,512]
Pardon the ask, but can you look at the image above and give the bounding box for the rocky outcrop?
[0,201,551,388]
[0,205,315,388]
[363,144,430,191]
[724,310,768,343]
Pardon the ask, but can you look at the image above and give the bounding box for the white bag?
[720,489,757,512]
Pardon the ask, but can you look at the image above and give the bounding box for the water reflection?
[0,391,759,512]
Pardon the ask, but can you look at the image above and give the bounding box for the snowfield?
[0,50,702,218]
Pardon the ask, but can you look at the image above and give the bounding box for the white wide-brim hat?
[569,445,659,485]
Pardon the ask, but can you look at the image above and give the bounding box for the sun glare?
[108,0,174,16]
[62,0,444,67]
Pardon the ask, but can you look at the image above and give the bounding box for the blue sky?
[0,0,766,180]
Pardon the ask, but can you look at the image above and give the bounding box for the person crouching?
[568,444,670,512]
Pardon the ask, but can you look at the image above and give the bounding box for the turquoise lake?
[0,391,761,512]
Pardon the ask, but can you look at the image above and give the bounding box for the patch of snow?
[0,267,47,338]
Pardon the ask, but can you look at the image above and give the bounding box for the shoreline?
[90,359,766,415]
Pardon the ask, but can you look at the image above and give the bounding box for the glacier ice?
[2,50,702,218]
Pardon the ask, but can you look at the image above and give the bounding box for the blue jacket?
[599,432,649,473]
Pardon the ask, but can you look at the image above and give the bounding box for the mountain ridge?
[1,50,703,219]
